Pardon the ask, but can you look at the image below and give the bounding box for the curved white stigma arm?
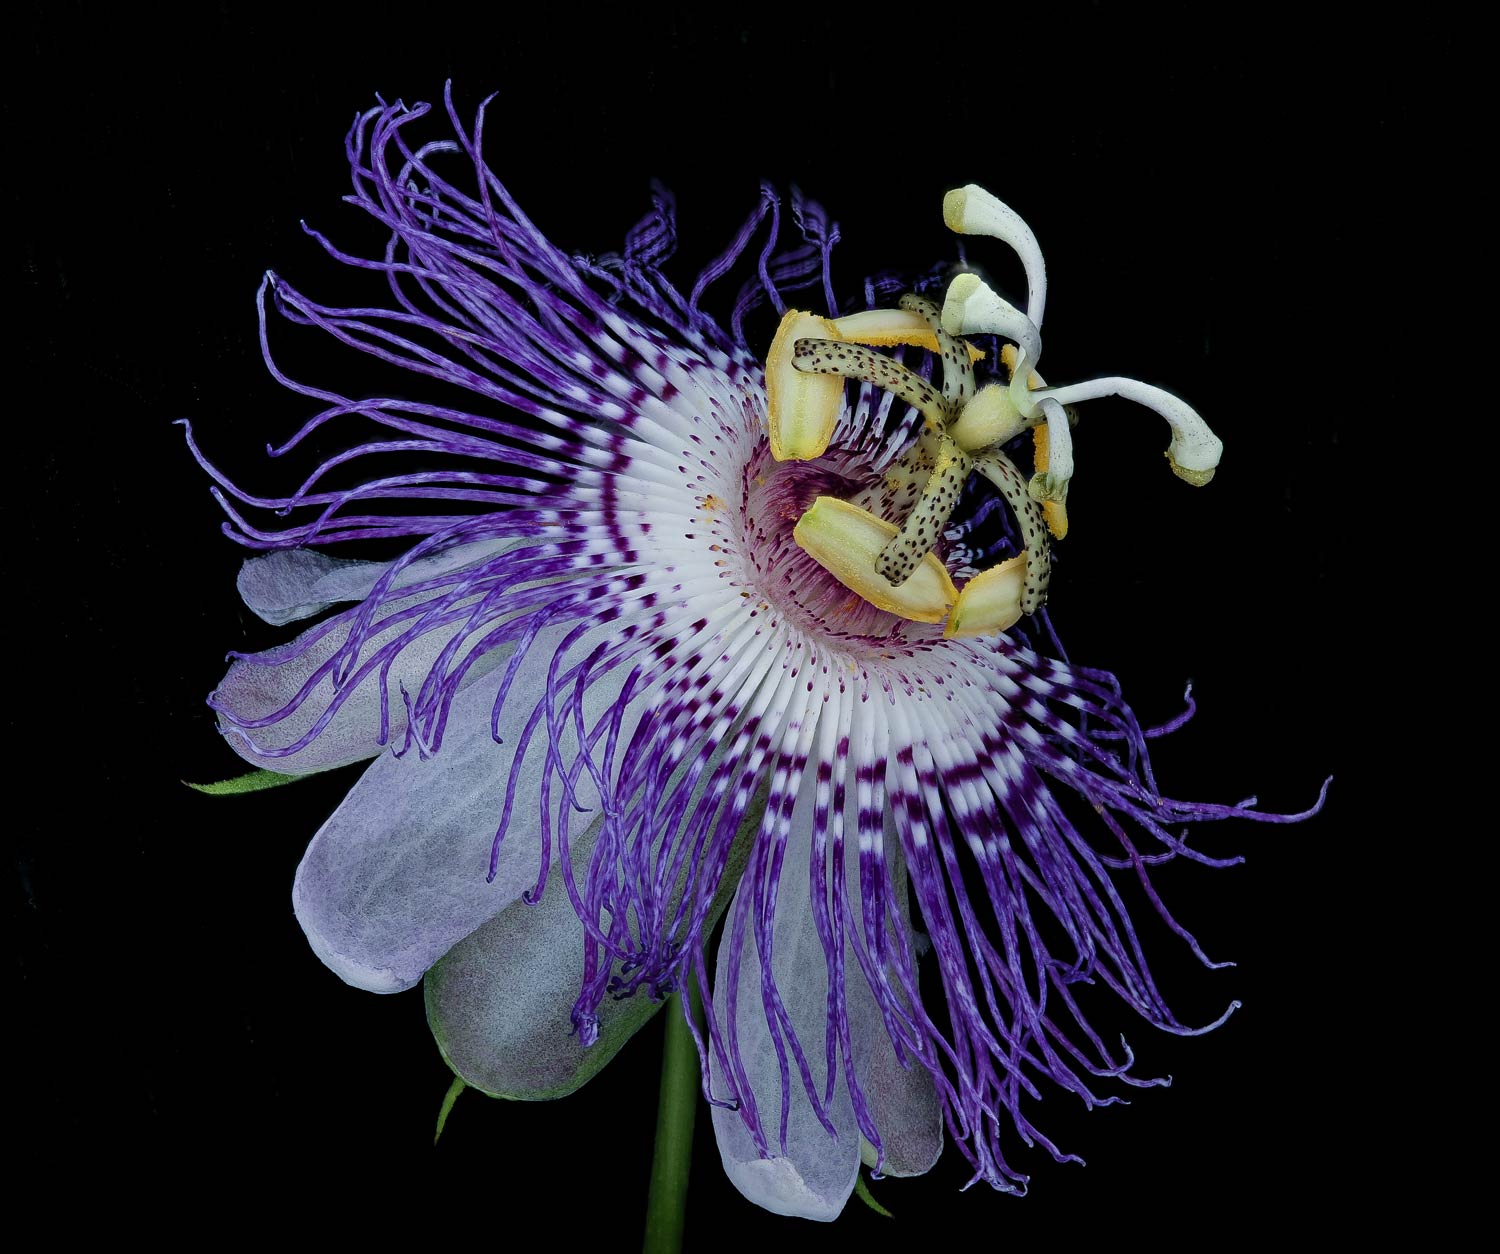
[940,189,1223,497]
[941,275,1069,500]
[943,184,1048,329]
[1032,397,1075,501]
[941,273,1043,421]
[1037,376,1222,485]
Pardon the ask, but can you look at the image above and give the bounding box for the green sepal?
[183,768,301,796]
[853,1172,893,1219]
[433,1076,465,1145]
[431,956,665,1102]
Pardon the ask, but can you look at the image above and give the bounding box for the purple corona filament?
[187,87,1324,1219]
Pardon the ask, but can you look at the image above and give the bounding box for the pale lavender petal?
[212,582,508,775]
[237,548,395,626]
[710,767,859,1222]
[292,625,637,992]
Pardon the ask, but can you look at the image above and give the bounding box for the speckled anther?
[791,338,950,433]
[875,434,972,586]
[829,307,987,366]
[767,309,845,461]
[897,293,975,404]
[792,496,958,623]
[972,450,1051,613]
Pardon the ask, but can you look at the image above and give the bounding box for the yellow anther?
[1032,423,1069,539]
[793,496,958,624]
[943,554,1028,638]
[767,310,845,461]
[830,308,985,364]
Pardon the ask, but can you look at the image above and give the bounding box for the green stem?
[642,977,704,1254]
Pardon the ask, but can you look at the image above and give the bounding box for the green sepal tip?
[852,1172,893,1219]
[183,768,300,796]
[434,1076,466,1145]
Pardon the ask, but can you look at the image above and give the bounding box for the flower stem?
[642,977,704,1254]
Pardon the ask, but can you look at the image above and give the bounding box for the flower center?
[761,184,1228,641]
[765,295,1047,639]
[733,442,953,645]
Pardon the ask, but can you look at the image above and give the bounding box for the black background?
[15,4,1408,1241]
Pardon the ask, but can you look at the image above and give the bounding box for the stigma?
[765,184,1223,639]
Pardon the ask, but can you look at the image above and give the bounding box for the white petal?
[237,537,518,626]
[292,622,639,992]
[220,538,526,774]
[727,1155,847,1220]
[710,757,859,1221]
